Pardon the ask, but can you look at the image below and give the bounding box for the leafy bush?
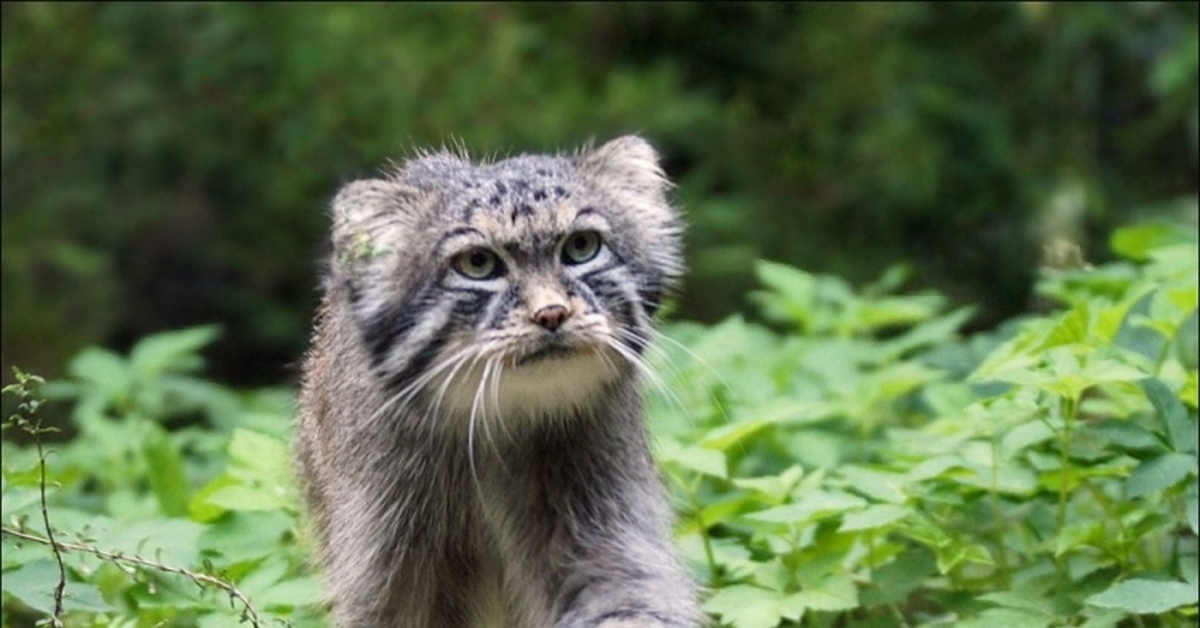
[2,221,1196,626]
[2,330,318,627]
[651,222,1197,626]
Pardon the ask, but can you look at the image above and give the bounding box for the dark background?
[3,2,1197,391]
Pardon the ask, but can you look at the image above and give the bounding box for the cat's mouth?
[516,343,581,365]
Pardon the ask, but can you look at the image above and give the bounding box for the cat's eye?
[561,231,602,265]
[452,248,504,280]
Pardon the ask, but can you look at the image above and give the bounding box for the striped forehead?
[427,157,589,248]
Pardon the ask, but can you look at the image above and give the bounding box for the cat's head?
[327,136,683,422]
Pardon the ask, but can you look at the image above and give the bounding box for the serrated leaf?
[228,428,292,484]
[732,466,804,503]
[702,417,773,451]
[978,589,1058,616]
[704,584,794,628]
[658,441,727,479]
[955,607,1053,628]
[1000,421,1056,459]
[936,542,994,573]
[838,504,911,532]
[861,548,936,607]
[1140,378,1197,453]
[0,560,113,614]
[747,491,867,526]
[787,573,858,612]
[1125,452,1197,498]
[142,423,190,517]
[837,466,908,504]
[1086,578,1198,614]
[129,324,220,377]
[67,347,130,395]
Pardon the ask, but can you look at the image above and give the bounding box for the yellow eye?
[452,248,503,280]
[562,231,602,265]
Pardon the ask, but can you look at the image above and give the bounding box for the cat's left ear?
[576,135,671,196]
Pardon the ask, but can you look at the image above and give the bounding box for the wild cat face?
[329,136,683,424]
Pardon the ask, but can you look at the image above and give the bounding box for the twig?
[1,525,263,627]
[35,430,67,626]
[3,369,66,626]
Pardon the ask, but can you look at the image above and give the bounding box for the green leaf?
[1187,482,1199,534]
[66,347,131,396]
[1111,223,1179,261]
[860,548,936,607]
[936,542,995,574]
[978,590,1058,617]
[227,428,292,482]
[1125,452,1197,498]
[704,584,795,628]
[658,440,728,479]
[1086,578,1198,614]
[838,504,911,532]
[129,324,221,378]
[1140,378,1197,453]
[1000,421,1056,459]
[837,466,908,504]
[955,608,1053,628]
[1174,309,1198,369]
[142,423,190,517]
[732,466,804,504]
[701,417,774,451]
[0,560,113,615]
[787,572,858,612]
[747,491,867,526]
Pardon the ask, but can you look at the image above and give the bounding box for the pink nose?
[532,304,570,331]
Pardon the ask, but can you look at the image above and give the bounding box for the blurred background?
[2,2,1197,392]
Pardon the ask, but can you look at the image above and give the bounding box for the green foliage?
[2,329,318,626]
[2,221,1196,626]
[649,221,1198,626]
[2,3,1196,387]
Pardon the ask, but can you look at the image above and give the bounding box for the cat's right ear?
[330,179,421,267]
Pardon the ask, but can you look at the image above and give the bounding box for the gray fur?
[296,136,702,627]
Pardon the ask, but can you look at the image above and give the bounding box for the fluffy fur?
[295,136,702,627]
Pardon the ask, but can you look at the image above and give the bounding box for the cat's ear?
[330,179,422,267]
[576,135,670,196]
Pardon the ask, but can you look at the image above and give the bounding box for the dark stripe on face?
[383,319,454,393]
[484,285,521,330]
[587,274,644,343]
[561,274,603,314]
[577,260,622,284]
[363,287,435,370]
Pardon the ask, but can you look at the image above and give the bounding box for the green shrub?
[651,221,1197,627]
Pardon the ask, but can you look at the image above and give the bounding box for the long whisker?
[364,343,478,430]
[614,326,734,426]
[467,354,495,504]
[601,334,685,418]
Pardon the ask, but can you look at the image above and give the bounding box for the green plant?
[2,329,320,627]
[650,222,1197,627]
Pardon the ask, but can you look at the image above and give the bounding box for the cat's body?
[296,136,702,627]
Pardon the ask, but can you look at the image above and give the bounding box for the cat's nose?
[532,304,571,331]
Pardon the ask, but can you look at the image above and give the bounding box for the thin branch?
[1,525,263,628]
[36,436,67,627]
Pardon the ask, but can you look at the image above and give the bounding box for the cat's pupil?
[564,232,599,264]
